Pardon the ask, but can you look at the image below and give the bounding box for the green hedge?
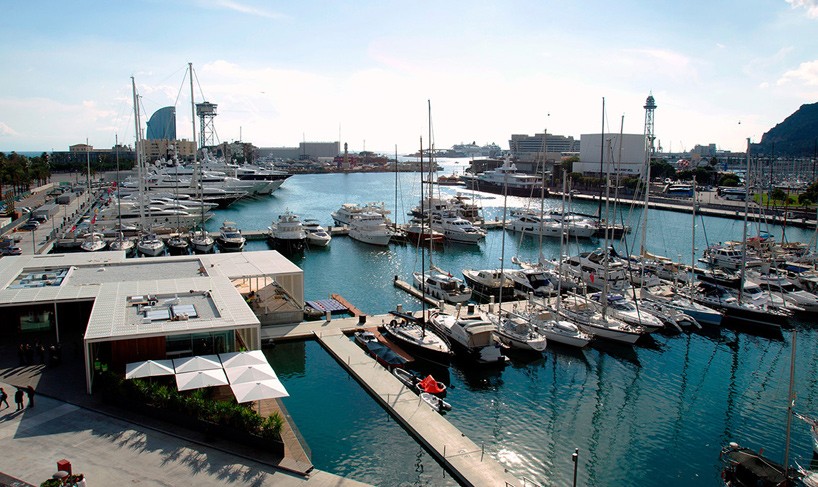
[96,371,283,440]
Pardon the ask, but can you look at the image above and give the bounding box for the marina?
[3,161,818,486]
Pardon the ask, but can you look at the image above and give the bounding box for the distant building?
[258,147,301,160]
[572,133,647,177]
[451,142,503,158]
[508,133,580,163]
[691,144,717,158]
[140,139,196,162]
[299,142,340,159]
[146,107,177,141]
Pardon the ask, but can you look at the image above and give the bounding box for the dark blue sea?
[221,161,817,486]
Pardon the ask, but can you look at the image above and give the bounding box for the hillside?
[753,102,818,156]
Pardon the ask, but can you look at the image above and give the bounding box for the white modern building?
[572,133,649,177]
[0,250,303,394]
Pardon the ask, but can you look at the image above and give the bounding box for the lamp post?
[572,448,579,487]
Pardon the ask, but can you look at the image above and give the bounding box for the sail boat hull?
[383,318,451,366]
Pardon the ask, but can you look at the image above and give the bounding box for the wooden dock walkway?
[315,329,521,487]
[330,293,364,316]
[393,278,443,307]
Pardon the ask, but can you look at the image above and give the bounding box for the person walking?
[25,385,34,408]
[0,388,8,409]
[14,388,24,411]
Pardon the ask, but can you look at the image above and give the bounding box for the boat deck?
[315,328,520,487]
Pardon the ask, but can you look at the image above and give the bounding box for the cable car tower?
[196,101,218,148]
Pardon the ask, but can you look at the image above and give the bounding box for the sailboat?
[721,331,803,486]
[108,135,136,256]
[166,163,190,255]
[129,77,166,258]
[80,147,107,252]
[558,113,645,345]
[487,149,547,353]
[689,139,789,331]
[384,108,452,366]
[411,124,471,304]
[519,170,593,348]
[182,63,215,255]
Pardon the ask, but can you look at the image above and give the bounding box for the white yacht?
[190,228,215,254]
[589,293,664,333]
[302,219,331,247]
[520,307,593,348]
[412,269,472,304]
[137,232,166,257]
[331,202,391,226]
[348,212,391,246]
[488,312,547,352]
[505,268,559,298]
[474,157,546,197]
[428,311,507,365]
[461,268,516,302]
[80,232,107,252]
[561,248,631,291]
[267,211,307,254]
[559,294,645,344]
[108,232,135,256]
[216,221,246,252]
[507,211,596,239]
[430,213,485,244]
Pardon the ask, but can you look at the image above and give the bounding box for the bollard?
[326,310,331,322]
[481,442,484,461]
[443,445,446,458]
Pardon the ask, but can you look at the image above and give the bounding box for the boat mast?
[189,63,205,238]
[738,138,751,304]
[690,175,697,286]
[597,97,605,225]
[115,133,122,236]
[394,145,398,234]
[131,77,145,231]
[601,135,613,319]
[538,129,547,263]
[783,329,797,480]
[419,133,426,333]
[557,169,567,312]
[498,154,509,318]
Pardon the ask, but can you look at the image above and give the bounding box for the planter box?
[102,394,283,455]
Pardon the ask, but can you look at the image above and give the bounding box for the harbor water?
[217,163,815,486]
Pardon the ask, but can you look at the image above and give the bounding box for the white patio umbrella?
[175,369,229,391]
[125,359,175,379]
[219,350,268,368]
[230,379,289,403]
[224,363,278,384]
[172,354,222,373]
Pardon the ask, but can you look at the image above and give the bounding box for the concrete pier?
[315,329,520,487]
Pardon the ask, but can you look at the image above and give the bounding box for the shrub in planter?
[260,412,283,440]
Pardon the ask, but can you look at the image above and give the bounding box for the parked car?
[19,221,39,231]
[29,214,48,223]
[1,247,22,256]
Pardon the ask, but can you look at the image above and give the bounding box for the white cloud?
[777,59,818,86]
[198,0,285,20]
[785,0,818,18]
[0,122,19,137]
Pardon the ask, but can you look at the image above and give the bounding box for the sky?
[1,0,817,155]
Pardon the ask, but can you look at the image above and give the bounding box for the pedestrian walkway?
[0,378,369,487]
